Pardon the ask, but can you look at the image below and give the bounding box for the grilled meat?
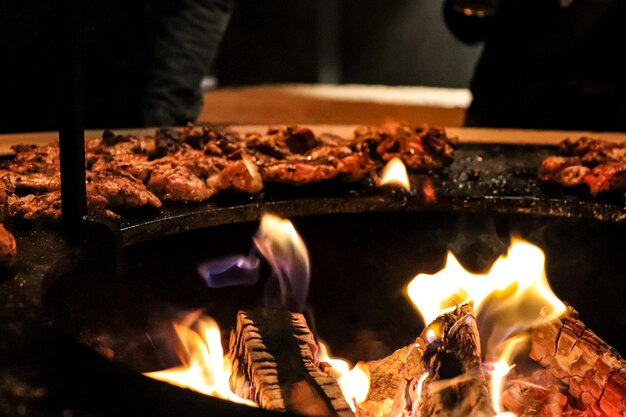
[148,164,216,202]
[539,156,590,187]
[540,137,626,196]
[248,126,373,185]
[87,170,162,208]
[560,137,626,166]
[583,162,626,195]
[8,191,63,221]
[355,122,455,170]
[0,224,16,267]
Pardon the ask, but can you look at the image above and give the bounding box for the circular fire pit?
[42,210,626,416]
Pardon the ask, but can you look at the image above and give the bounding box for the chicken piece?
[0,224,17,267]
[375,123,455,170]
[147,164,216,202]
[582,162,626,195]
[538,156,590,187]
[89,153,154,182]
[86,130,156,156]
[87,170,162,208]
[206,154,263,194]
[8,191,63,221]
[11,143,60,165]
[560,137,626,165]
[260,160,339,185]
[245,126,320,160]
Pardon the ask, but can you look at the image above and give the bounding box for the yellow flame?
[406,239,566,333]
[317,341,370,412]
[489,335,528,414]
[379,157,411,191]
[144,315,256,406]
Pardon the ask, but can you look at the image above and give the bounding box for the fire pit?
[42,208,626,417]
[3,125,626,417]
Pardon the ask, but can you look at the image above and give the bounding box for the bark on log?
[229,309,354,417]
[357,339,427,417]
[530,306,626,417]
[417,304,495,417]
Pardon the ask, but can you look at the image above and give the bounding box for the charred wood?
[229,309,354,417]
[530,306,626,417]
[357,339,427,417]
[417,304,495,417]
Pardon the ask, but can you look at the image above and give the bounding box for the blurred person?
[0,0,233,133]
[444,0,626,131]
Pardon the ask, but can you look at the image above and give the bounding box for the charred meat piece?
[538,156,590,187]
[582,162,626,195]
[86,170,162,208]
[541,137,626,196]
[207,153,263,194]
[148,163,216,202]
[8,191,63,221]
[246,126,320,160]
[373,123,455,170]
[11,143,60,165]
[560,136,626,165]
[89,153,154,182]
[86,130,156,156]
[7,191,119,221]
[0,224,17,267]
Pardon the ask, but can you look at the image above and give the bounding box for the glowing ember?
[144,315,255,406]
[317,341,370,412]
[379,157,411,191]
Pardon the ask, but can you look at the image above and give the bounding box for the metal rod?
[58,0,87,238]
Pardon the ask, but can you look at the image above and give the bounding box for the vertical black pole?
[58,0,87,240]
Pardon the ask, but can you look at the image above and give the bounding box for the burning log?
[229,309,354,417]
[418,304,495,417]
[530,306,626,417]
[357,339,427,417]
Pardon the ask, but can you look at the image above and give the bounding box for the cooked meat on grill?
[86,130,156,156]
[247,126,374,185]
[86,170,162,208]
[147,163,216,202]
[89,153,154,182]
[206,153,263,194]
[355,122,455,170]
[582,162,626,195]
[246,126,320,160]
[538,156,590,187]
[8,191,63,221]
[540,137,626,196]
[0,224,16,267]
[11,143,60,165]
[560,137,626,166]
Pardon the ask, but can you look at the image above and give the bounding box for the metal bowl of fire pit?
[42,208,626,417]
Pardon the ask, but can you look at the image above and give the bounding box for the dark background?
[216,0,481,88]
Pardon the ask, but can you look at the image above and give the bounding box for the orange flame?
[407,238,566,417]
[407,238,565,333]
[317,341,370,412]
[379,157,411,191]
[144,315,256,406]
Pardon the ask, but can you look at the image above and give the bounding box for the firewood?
[356,339,427,417]
[500,369,571,417]
[530,306,626,417]
[417,304,495,417]
[229,309,354,417]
